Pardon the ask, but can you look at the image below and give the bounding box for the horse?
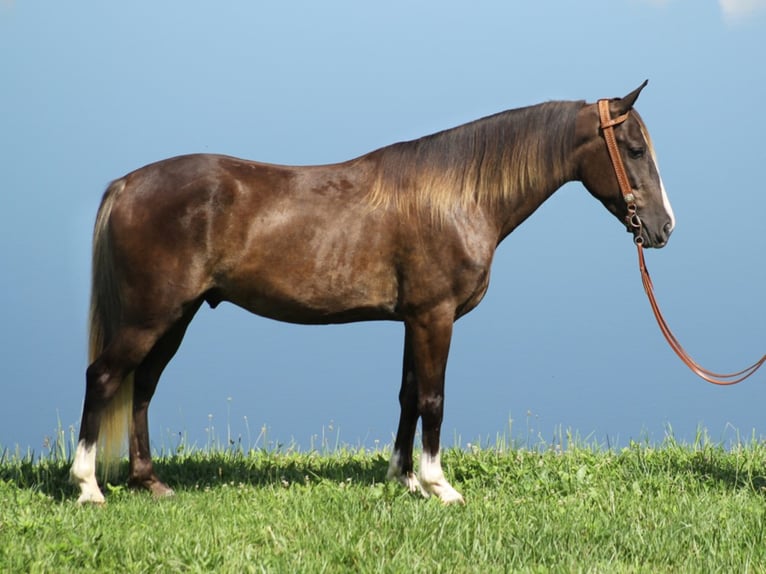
[70,81,675,504]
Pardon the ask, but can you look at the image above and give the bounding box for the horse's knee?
[417,393,444,425]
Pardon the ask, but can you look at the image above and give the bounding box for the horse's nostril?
[663,221,673,236]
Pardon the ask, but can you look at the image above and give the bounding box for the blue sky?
[1,1,765,456]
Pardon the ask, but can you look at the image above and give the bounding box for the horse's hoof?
[438,489,465,505]
[129,476,175,499]
[151,485,175,499]
[76,492,106,505]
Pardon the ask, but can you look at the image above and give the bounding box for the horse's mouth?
[625,224,661,249]
[628,226,668,249]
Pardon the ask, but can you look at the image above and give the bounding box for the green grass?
[3,430,766,573]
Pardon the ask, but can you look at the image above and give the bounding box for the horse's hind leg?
[71,326,163,504]
[128,300,203,497]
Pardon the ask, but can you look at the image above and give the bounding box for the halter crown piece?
[597,99,642,243]
[598,98,766,385]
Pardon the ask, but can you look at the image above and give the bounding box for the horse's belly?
[224,281,399,325]
[217,253,400,324]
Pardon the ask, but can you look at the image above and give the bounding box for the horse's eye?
[628,147,646,159]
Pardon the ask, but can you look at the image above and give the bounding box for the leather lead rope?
[636,243,766,385]
[598,98,766,385]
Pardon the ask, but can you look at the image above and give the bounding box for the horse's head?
[576,81,675,248]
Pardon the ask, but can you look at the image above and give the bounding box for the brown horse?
[71,82,674,504]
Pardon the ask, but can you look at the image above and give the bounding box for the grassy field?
[2,430,766,573]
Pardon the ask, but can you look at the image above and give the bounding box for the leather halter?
[598,99,766,385]
[598,99,643,243]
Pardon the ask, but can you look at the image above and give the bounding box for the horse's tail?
[89,179,133,481]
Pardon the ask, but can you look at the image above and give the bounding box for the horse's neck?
[491,170,575,244]
[475,104,580,243]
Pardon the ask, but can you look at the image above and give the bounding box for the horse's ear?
[614,80,649,115]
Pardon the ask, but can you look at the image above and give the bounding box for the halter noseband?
[598,99,643,245]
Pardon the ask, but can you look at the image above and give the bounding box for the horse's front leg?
[387,326,426,496]
[408,308,465,504]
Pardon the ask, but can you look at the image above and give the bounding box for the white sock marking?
[418,451,464,504]
[70,440,105,504]
[387,449,425,495]
[386,450,403,480]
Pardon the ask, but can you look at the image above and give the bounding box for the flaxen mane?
[367,100,584,222]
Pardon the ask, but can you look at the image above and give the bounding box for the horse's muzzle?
[633,219,673,248]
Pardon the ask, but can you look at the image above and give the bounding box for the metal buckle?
[626,204,643,244]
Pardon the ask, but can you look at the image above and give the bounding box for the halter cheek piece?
[597,99,644,245]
